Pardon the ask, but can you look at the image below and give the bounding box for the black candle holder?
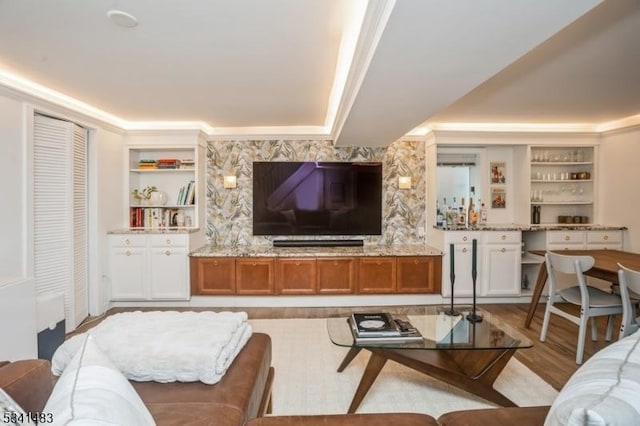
[444,243,459,317]
[466,238,483,323]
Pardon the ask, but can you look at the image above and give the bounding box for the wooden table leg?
[337,346,362,372]
[525,261,548,328]
[346,346,519,413]
[347,351,388,413]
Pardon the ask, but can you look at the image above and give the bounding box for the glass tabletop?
[327,305,532,350]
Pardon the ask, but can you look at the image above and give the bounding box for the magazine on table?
[350,312,400,336]
[348,313,423,343]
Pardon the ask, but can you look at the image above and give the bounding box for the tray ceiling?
[0,0,638,146]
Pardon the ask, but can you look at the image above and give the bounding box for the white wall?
[599,127,640,251]
[0,278,37,360]
[0,96,26,277]
[92,128,125,314]
[0,89,125,357]
[0,95,37,359]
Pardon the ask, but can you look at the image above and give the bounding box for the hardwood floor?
[76,302,622,392]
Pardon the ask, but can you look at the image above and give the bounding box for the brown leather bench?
[0,333,274,426]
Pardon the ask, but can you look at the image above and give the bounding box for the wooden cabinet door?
[190,257,236,295]
[276,258,316,294]
[236,258,275,295]
[396,256,442,294]
[317,258,356,294]
[357,257,396,293]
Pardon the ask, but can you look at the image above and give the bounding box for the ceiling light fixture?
[107,10,139,28]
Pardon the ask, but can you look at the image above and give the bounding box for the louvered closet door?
[34,115,88,330]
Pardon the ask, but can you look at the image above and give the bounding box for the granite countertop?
[434,224,627,231]
[190,244,443,258]
[108,228,200,234]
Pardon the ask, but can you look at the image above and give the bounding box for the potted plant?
[131,185,158,204]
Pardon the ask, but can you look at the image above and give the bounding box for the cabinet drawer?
[547,231,585,245]
[483,231,521,244]
[587,231,622,244]
[149,234,188,247]
[110,234,146,247]
[445,232,481,244]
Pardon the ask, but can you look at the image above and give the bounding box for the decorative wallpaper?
[205,139,425,246]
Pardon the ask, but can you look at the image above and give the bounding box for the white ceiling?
[0,0,638,146]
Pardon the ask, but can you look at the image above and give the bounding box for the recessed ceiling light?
[107,10,139,28]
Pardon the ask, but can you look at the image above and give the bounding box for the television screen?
[252,161,382,236]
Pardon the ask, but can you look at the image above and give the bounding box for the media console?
[189,245,442,296]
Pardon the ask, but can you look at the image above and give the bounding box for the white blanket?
[51,311,252,385]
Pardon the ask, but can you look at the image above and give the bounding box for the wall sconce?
[398,176,411,189]
[223,175,237,189]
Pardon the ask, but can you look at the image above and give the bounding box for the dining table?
[524,249,640,328]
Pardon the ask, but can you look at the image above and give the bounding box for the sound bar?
[273,239,364,248]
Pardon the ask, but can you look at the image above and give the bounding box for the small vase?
[149,191,168,206]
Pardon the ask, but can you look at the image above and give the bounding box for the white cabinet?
[108,234,190,301]
[481,232,522,297]
[442,231,481,298]
[587,230,623,250]
[546,230,587,250]
[545,230,623,251]
[529,146,595,226]
[442,231,522,299]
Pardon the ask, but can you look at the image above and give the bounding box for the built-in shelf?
[521,255,544,265]
[130,168,195,173]
[532,201,593,205]
[132,204,196,209]
[530,161,593,166]
[530,179,593,183]
[529,146,595,227]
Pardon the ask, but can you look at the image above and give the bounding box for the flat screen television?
[252,161,382,236]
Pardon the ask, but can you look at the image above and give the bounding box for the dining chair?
[617,263,640,339]
[540,252,623,364]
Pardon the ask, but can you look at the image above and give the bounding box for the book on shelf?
[348,313,423,344]
[156,158,181,169]
[185,180,195,205]
[176,181,195,205]
[129,207,175,228]
[180,158,195,169]
[138,159,157,169]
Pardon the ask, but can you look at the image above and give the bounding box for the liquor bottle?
[436,200,443,227]
[447,197,458,226]
[441,198,448,226]
[479,201,488,225]
[458,197,467,227]
[468,197,478,226]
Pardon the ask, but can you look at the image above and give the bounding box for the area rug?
[249,318,558,418]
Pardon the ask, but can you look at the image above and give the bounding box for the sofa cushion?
[146,402,244,426]
[0,360,54,414]
[246,413,440,426]
[438,406,550,426]
[1,388,27,426]
[544,329,640,426]
[43,335,155,425]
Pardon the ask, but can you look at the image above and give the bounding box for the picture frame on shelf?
[490,161,506,184]
[491,187,506,209]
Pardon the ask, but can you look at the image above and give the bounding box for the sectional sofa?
[2,329,639,425]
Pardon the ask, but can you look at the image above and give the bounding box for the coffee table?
[327,306,532,413]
